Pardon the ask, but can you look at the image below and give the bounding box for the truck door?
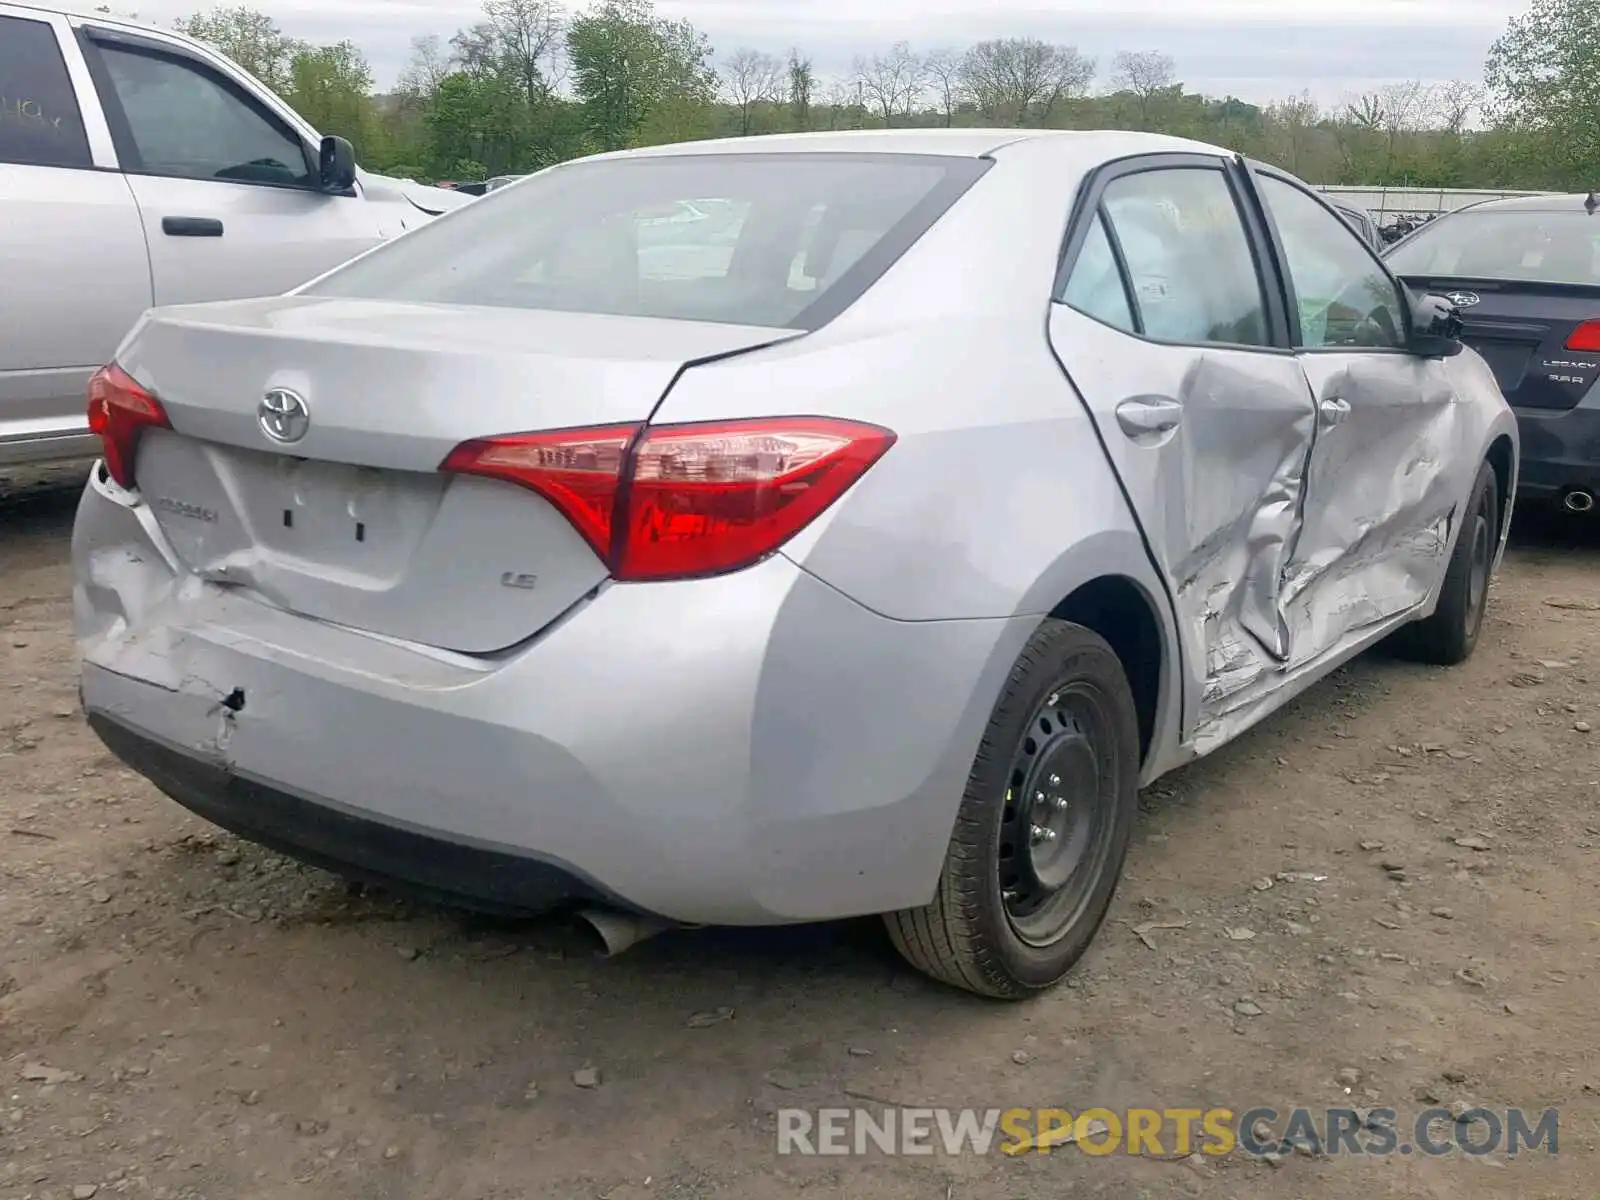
[0,5,150,462]
[76,24,386,307]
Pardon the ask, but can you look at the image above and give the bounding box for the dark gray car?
[1386,192,1600,514]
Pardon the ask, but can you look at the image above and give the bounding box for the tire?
[1387,459,1499,666]
[885,620,1140,999]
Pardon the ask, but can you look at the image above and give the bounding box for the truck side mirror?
[318,136,357,194]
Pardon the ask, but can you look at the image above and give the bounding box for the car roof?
[13,0,215,50]
[579,127,1235,163]
[1452,192,1600,216]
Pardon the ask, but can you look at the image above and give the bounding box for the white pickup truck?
[0,1,469,467]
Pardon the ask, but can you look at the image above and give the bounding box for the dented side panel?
[1046,304,1318,741]
[1284,353,1461,665]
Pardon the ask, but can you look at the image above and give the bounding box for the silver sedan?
[73,128,1517,998]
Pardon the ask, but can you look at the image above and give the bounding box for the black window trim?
[75,25,323,193]
[1052,151,1294,355]
[1238,161,1416,357]
[0,12,96,172]
[1086,206,1143,335]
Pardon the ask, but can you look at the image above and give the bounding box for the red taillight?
[86,363,170,490]
[1565,321,1600,352]
[440,416,896,581]
[440,423,637,556]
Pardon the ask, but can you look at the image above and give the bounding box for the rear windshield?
[307,152,988,330]
[1386,210,1600,285]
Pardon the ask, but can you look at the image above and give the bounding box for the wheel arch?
[1485,432,1515,545]
[1046,574,1172,770]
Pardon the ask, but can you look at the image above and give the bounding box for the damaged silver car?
[71,130,1517,1000]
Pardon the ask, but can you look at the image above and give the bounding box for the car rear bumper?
[88,712,618,913]
[74,470,1031,925]
[1513,395,1600,502]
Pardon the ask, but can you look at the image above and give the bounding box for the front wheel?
[885,620,1140,999]
[1387,459,1499,666]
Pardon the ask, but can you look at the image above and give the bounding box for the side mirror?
[318,135,357,194]
[1406,289,1465,358]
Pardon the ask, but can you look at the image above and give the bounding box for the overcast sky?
[109,0,1529,104]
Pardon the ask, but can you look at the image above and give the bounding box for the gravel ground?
[2,462,1597,1199]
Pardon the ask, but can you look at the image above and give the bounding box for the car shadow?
[1506,498,1600,561]
[0,461,91,544]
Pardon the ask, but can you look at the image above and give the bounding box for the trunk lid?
[1399,277,1600,412]
[119,296,795,654]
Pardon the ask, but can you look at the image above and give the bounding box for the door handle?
[1114,397,1183,438]
[1318,397,1352,426]
[161,216,224,237]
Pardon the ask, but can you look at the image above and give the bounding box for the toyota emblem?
[1444,291,1480,309]
[259,388,311,444]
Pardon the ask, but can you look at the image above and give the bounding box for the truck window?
[92,42,312,187]
[0,15,93,169]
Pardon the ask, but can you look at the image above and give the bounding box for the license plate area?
[240,454,443,574]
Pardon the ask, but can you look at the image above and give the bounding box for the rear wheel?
[1388,459,1498,666]
[885,620,1139,999]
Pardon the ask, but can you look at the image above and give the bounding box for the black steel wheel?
[886,620,1140,999]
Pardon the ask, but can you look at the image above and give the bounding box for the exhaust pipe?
[1563,489,1595,513]
[575,907,681,956]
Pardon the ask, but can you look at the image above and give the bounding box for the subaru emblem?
[1444,291,1480,309]
[259,388,311,444]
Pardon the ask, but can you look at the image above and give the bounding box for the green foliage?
[287,41,376,157]
[1484,0,1600,188]
[175,5,301,92]
[170,0,1600,191]
[566,0,716,150]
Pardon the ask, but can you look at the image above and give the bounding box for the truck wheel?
[885,619,1140,999]
[1388,459,1498,666]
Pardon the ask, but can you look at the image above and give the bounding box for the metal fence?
[1314,186,1558,223]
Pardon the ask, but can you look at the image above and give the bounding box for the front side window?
[1257,175,1406,350]
[0,15,92,169]
[94,42,311,187]
[306,153,986,330]
[1094,167,1271,347]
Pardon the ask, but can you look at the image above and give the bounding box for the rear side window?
[1385,209,1600,286]
[1080,166,1270,348]
[306,153,989,330]
[1059,211,1136,332]
[0,15,92,169]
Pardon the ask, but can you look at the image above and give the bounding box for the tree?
[787,50,814,131]
[1111,50,1175,126]
[450,22,501,78]
[1485,0,1600,181]
[960,38,1093,126]
[174,6,301,93]
[485,0,566,104]
[397,34,453,101]
[287,41,375,148]
[424,70,528,176]
[922,47,966,127]
[854,41,925,126]
[821,79,856,130]
[1264,91,1320,176]
[1435,79,1483,135]
[723,49,784,135]
[567,0,715,151]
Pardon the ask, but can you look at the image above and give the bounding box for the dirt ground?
[2,462,1597,1200]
